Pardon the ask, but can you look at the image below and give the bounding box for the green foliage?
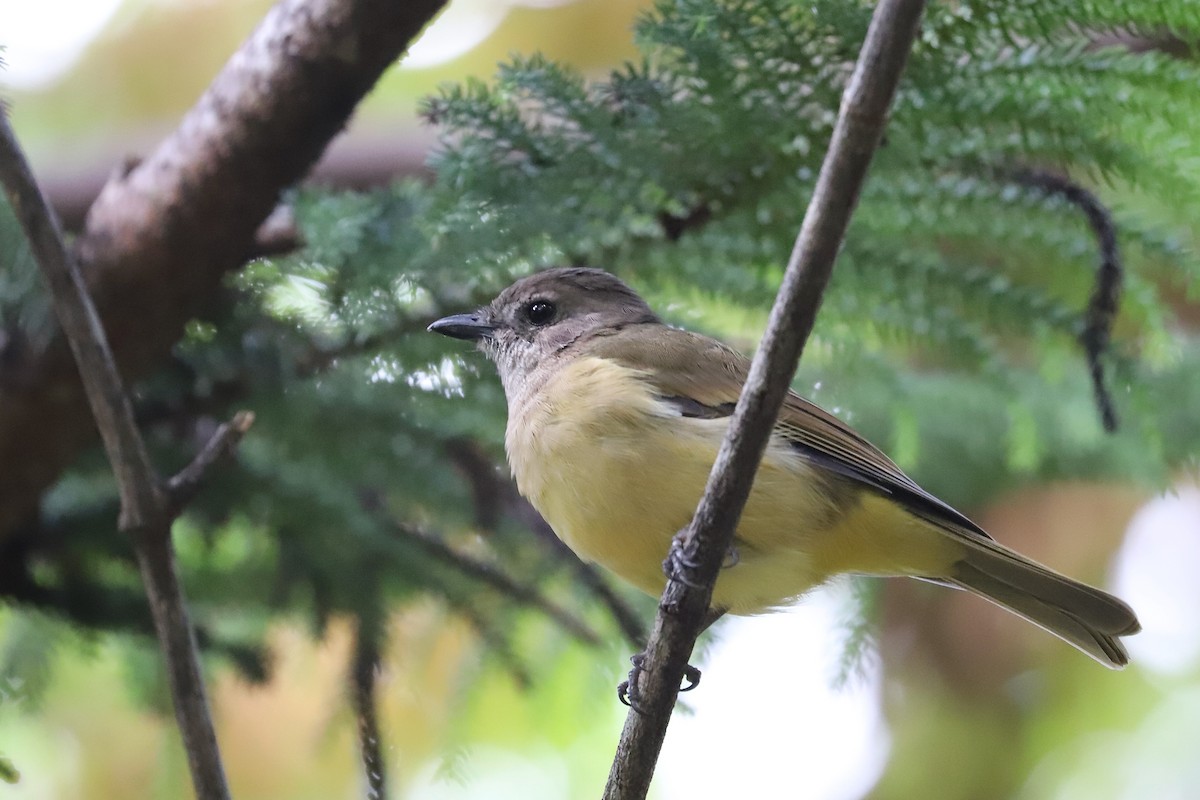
[0,610,70,712]
[0,754,17,785]
[404,0,1200,496]
[7,0,1200,787]
[0,195,54,349]
[831,577,881,690]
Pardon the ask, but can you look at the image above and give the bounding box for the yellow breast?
[505,356,958,613]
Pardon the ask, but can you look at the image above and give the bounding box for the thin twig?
[502,483,647,648]
[0,111,231,799]
[351,616,388,800]
[387,521,603,647]
[248,203,305,259]
[601,1,928,796]
[444,438,647,649]
[1008,167,1122,432]
[563,556,647,650]
[455,602,534,689]
[167,411,256,514]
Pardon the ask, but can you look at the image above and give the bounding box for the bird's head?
[428,267,659,397]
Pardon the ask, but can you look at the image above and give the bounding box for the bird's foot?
[617,653,702,712]
[663,536,704,588]
[663,537,740,588]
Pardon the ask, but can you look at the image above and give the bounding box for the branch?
[0,112,231,799]
[1007,167,1122,432]
[513,506,647,649]
[42,133,435,232]
[444,438,647,649]
[249,203,305,259]
[351,616,388,800]
[556,546,647,650]
[387,521,603,648]
[167,410,256,514]
[455,602,534,689]
[601,1,928,796]
[0,0,449,545]
[1087,29,1198,60]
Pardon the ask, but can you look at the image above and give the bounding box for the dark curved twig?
[1008,167,1122,432]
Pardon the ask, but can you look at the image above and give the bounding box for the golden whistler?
[430,268,1140,667]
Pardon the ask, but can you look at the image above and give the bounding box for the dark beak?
[427,312,496,341]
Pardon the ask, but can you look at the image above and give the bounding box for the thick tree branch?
[0,111,232,799]
[601,1,928,797]
[0,0,448,544]
[43,133,435,232]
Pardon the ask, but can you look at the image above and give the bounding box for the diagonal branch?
[601,0,929,796]
[0,111,233,799]
[444,438,647,649]
[387,521,603,648]
[455,602,535,689]
[167,410,257,514]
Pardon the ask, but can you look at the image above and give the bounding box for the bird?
[429,267,1141,670]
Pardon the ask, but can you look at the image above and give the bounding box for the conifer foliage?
[3,0,1200,778]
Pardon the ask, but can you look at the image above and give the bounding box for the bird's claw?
[663,536,740,586]
[663,537,704,587]
[617,653,703,711]
[616,653,645,710]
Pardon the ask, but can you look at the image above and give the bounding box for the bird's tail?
[946,535,1140,668]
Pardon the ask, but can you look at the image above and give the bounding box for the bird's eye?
[524,300,556,326]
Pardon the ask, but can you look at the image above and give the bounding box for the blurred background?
[2,0,1199,798]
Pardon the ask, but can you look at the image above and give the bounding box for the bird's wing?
[580,324,990,539]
